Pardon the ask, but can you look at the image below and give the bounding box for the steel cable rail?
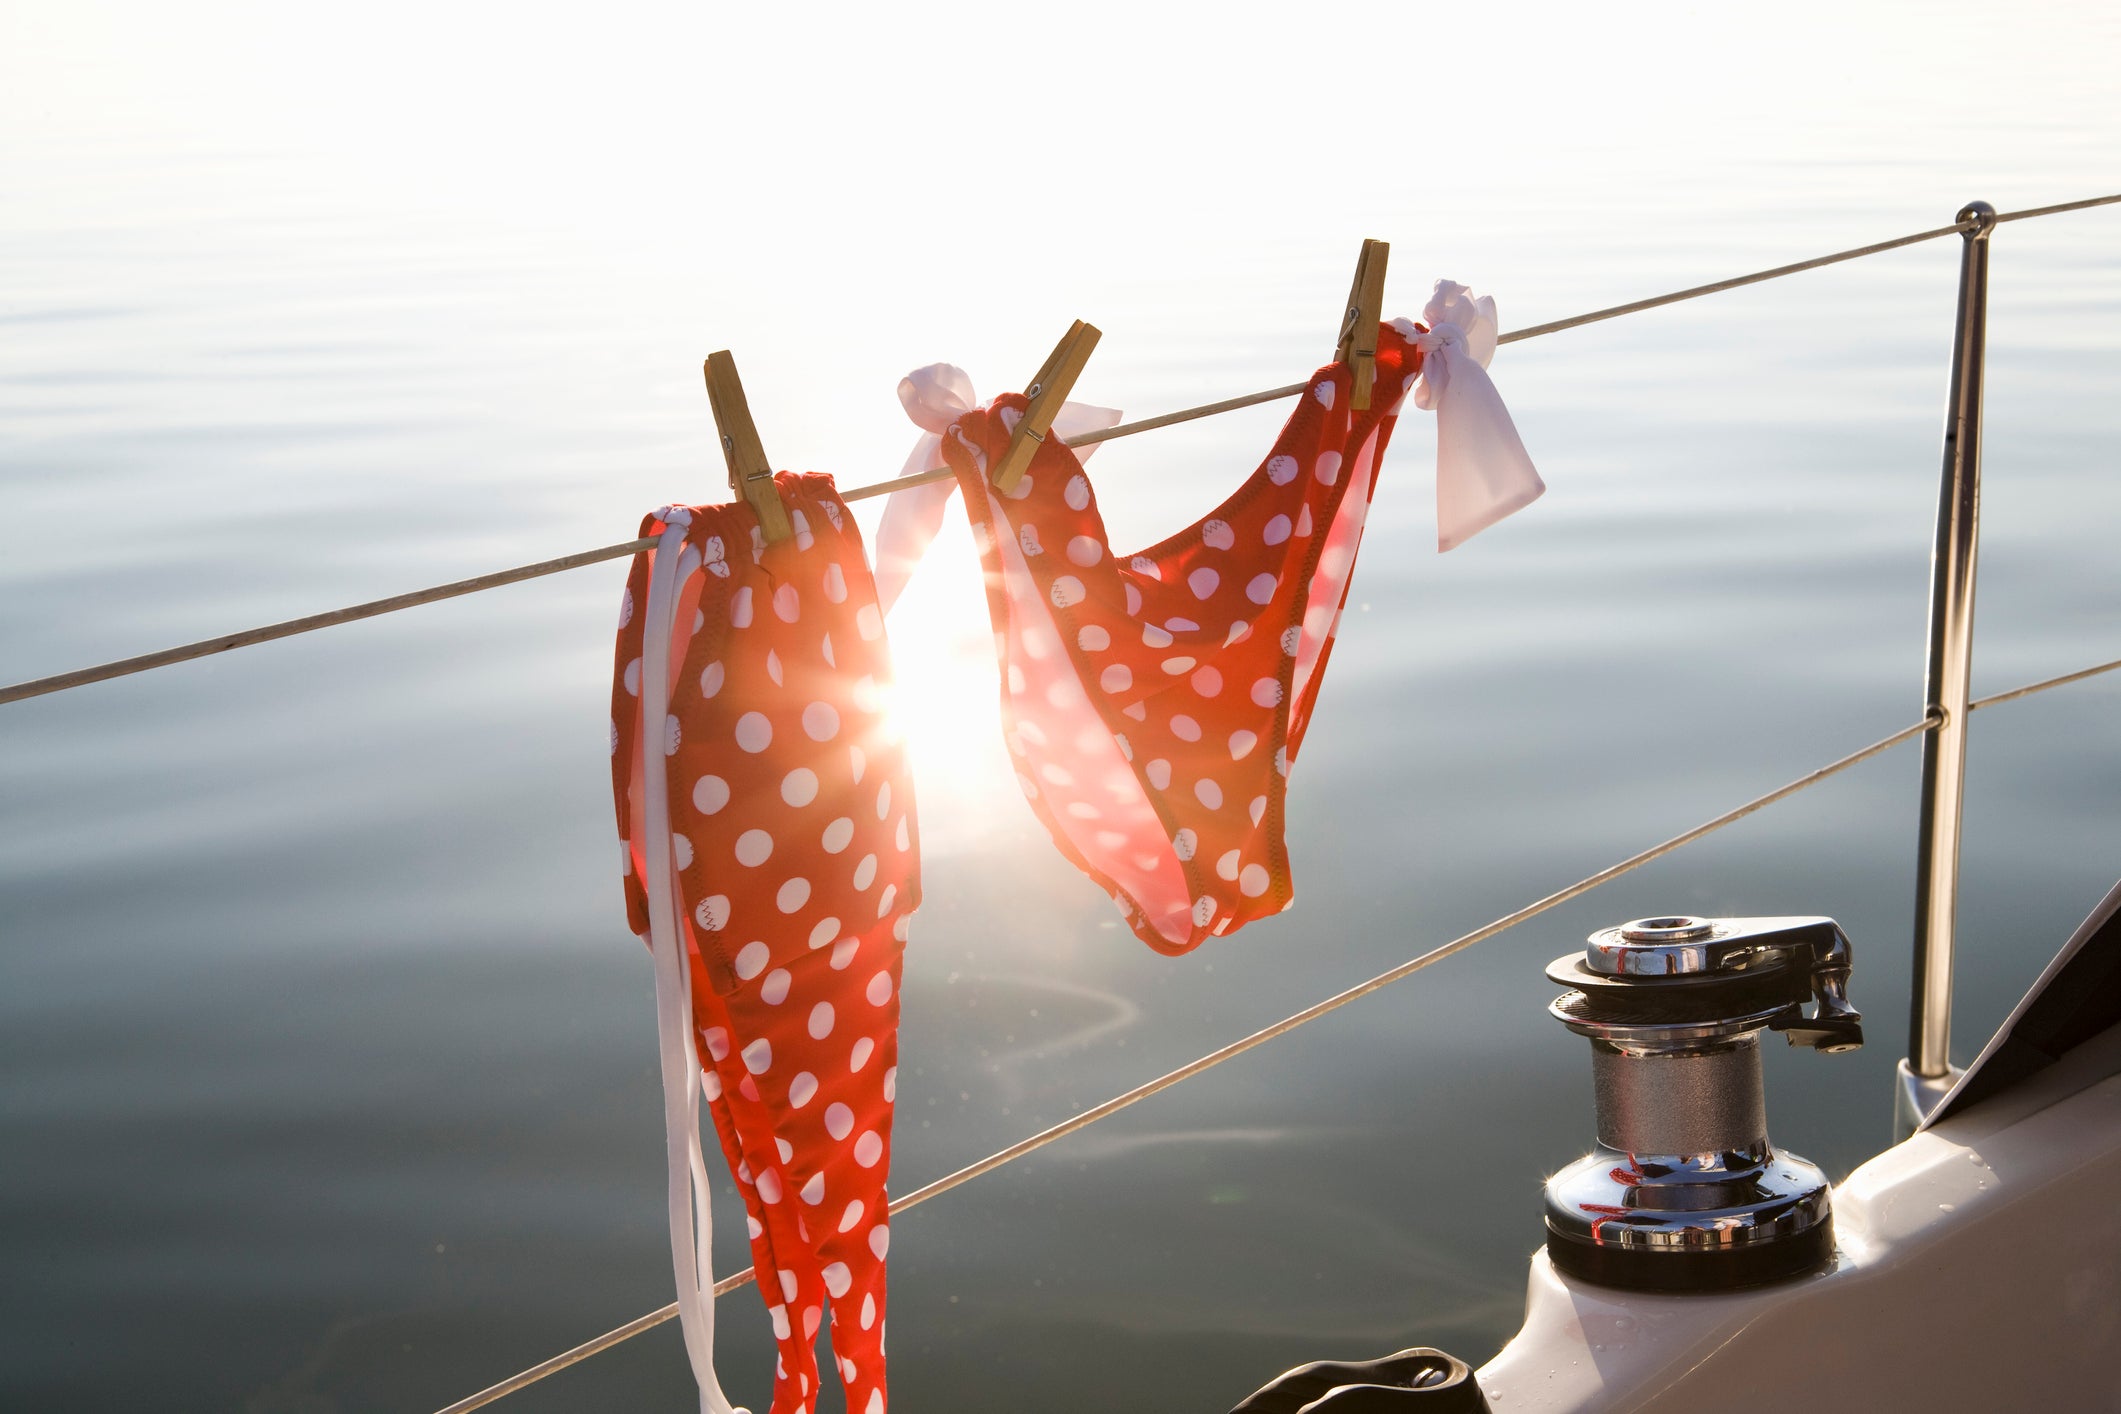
[4,192,2115,711]
[433,651,2121,1414]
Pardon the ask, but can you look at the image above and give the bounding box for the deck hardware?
[1229,1346,1490,1412]
[1542,913,1864,1291]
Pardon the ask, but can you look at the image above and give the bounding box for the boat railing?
[1904,201,1996,1126]
[4,194,2117,1414]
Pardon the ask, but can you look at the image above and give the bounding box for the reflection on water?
[4,5,2121,1410]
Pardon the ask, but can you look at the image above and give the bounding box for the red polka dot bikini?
[608,286,1539,1412]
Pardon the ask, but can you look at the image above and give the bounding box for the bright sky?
[6,1,2114,243]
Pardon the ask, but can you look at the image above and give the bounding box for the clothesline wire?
[5,192,2114,712]
[434,645,2121,1414]
[1968,654,2121,711]
[433,710,1943,1414]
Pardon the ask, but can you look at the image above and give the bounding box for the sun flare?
[862,510,1020,844]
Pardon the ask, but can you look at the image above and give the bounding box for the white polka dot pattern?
[610,475,909,1414]
[932,325,1416,953]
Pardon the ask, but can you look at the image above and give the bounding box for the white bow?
[1395,280,1545,552]
[873,363,1121,613]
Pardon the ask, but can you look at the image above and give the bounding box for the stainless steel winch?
[1542,914,1865,1291]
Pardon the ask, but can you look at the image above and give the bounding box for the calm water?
[4,5,2120,1410]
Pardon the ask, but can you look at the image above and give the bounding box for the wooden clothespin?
[1335,238,1391,411]
[989,320,1102,494]
[703,350,794,544]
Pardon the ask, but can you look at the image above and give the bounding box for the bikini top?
[935,320,1429,953]
[609,479,916,1414]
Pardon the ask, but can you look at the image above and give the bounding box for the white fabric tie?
[873,363,1120,613]
[1396,280,1545,551]
[639,519,749,1414]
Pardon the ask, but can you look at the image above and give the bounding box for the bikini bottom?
[934,320,1423,953]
